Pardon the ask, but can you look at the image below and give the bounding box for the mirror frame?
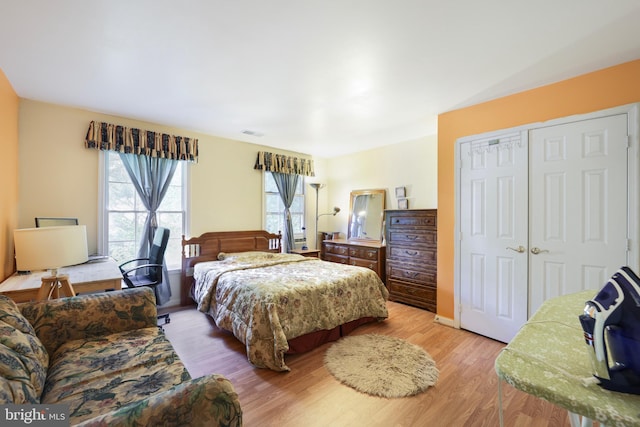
[347,189,386,241]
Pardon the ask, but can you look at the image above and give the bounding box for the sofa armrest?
[75,374,242,427]
[19,287,158,356]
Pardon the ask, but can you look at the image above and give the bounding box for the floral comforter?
[193,252,389,371]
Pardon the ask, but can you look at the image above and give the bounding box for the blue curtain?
[119,153,178,305]
[271,172,299,253]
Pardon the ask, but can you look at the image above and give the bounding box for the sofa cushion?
[0,295,49,404]
[20,287,158,356]
[42,326,190,424]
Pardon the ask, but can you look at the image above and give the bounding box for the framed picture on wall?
[395,186,406,198]
[398,198,408,209]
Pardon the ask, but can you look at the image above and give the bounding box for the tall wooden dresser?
[321,239,386,282]
[384,209,437,312]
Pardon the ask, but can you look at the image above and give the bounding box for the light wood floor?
[161,301,574,427]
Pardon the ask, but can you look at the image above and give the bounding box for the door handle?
[506,245,526,253]
[530,247,549,255]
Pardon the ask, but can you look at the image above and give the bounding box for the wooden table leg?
[37,275,75,300]
[37,277,57,300]
[57,275,75,298]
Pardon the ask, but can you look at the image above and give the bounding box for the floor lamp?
[309,183,341,249]
[14,225,89,300]
[309,183,324,249]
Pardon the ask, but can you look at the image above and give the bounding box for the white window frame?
[263,172,306,245]
[98,151,189,271]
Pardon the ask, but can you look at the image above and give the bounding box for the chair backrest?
[148,227,170,280]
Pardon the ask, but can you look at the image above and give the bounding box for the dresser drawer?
[322,240,385,282]
[388,246,436,263]
[349,247,380,260]
[387,211,437,228]
[350,257,379,272]
[387,230,436,246]
[324,243,349,256]
[387,279,437,312]
[324,253,348,264]
[387,262,436,285]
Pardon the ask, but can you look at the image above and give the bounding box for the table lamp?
[14,225,88,300]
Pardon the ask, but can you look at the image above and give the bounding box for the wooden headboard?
[180,230,282,305]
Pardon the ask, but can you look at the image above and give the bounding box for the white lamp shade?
[14,225,88,271]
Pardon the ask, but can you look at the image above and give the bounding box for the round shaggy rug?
[324,334,439,398]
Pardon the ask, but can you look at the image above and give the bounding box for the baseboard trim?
[434,315,455,328]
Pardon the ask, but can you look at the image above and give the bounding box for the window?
[101,151,187,270]
[264,172,305,241]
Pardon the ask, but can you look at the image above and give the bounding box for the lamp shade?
[14,225,88,271]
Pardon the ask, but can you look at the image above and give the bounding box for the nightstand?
[290,249,321,258]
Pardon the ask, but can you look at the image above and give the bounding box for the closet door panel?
[528,114,629,315]
[459,133,529,342]
[543,172,566,241]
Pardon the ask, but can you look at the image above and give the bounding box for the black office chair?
[119,227,171,327]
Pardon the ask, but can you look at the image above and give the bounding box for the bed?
[181,230,389,371]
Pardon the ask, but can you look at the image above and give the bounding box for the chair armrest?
[19,287,158,355]
[118,257,150,270]
[121,263,163,277]
[75,374,242,427]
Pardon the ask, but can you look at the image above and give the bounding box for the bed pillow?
[217,251,277,262]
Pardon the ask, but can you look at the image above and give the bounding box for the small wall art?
[395,186,406,198]
[398,198,408,209]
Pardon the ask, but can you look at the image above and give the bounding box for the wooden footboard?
[180,230,282,305]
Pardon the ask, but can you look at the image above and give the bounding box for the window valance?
[85,121,198,162]
[254,151,315,176]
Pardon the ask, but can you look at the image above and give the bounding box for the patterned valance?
[85,121,198,162]
[254,151,315,176]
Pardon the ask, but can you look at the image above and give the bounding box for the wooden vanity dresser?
[384,209,437,312]
[321,239,386,282]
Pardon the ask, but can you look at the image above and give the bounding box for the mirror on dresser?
[320,189,387,281]
[348,189,386,241]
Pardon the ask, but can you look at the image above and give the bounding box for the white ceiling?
[2,1,640,158]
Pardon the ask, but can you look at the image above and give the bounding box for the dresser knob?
[404,250,418,256]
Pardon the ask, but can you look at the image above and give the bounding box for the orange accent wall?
[437,59,640,319]
[0,69,19,280]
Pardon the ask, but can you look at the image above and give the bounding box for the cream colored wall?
[18,101,102,248]
[191,137,327,237]
[190,138,261,235]
[18,100,315,252]
[323,135,438,239]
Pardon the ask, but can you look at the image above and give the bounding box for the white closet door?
[458,112,630,343]
[528,114,629,315]
[459,133,529,343]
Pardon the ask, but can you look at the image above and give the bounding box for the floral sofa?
[0,286,242,426]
